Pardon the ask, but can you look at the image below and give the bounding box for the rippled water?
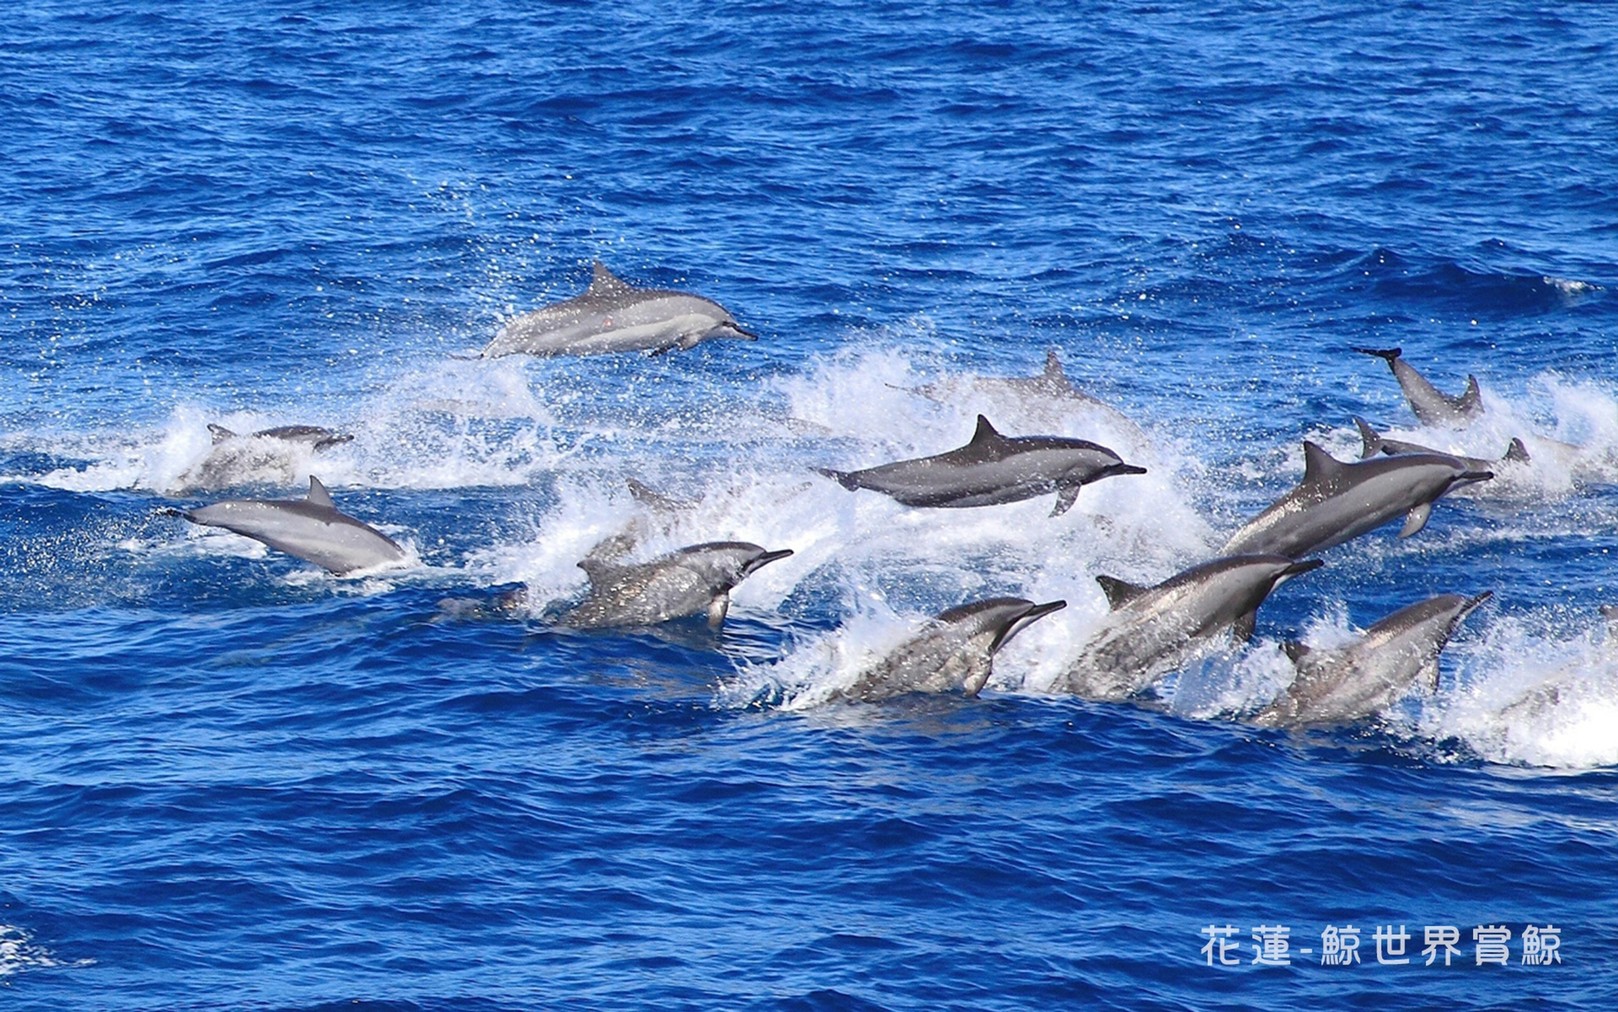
[3,2,1616,1008]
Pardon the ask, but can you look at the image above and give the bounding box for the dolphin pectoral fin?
[1352,416,1383,459]
[306,476,335,508]
[208,424,237,444]
[1050,484,1081,516]
[707,593,730,630]
[1233,610,1258,643]
[647,343,679,357]
[1422,658,1442,692]
[1399,502,1433,538]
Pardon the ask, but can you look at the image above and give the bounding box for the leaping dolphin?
[837,597,1068,703]
[1253,591,1491,728]
[1222,441,1493,559]
[1353,416,1529,472]
[169,476,407,575]
[1056,555,1322,701]
[1354,347,1483,425]
[170,423,355,494]
[817,415,1146,516]
[480,261,755,358]
[561,541,793,630]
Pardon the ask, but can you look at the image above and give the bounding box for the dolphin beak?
[1459,469,1495,485]
[1457,590,1493,622]
[1107,463,1149,478]
[992,599,1068,654]
[745,548,794,575]
[729,322,758,340]
[1278,558,1326,582]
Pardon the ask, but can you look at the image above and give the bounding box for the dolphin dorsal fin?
[208,424,237,445]
[307,476,334,508]
[1504,437,1530,463]
[1044,349,1069,381]
[1458,375,1482,413]
[971,415,1005,446]
[1281,640,1311,666]
[1095,574,1150,610]
[1301,441,1344,487]
[1601,604,1618,641]
[1352,416,1383,459]
[577,556,625,588]
[588,260,633,295]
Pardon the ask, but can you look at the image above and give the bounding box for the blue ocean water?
[3,1,1617,1007]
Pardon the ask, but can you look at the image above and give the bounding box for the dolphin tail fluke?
[816,467,859,490]
[1353,346,1403,366]
[1504,437,1530,463]
[1352,416,1384,459]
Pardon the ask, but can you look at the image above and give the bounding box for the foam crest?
[0,924,90,977]
[1420,610,1618,770]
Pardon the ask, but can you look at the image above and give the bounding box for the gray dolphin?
[837,597,1068,703]
[817,415,1146,516]
[1056,555,1322,701]
[561,541,793,630]
[1500,605,1618,720]
[480,261,755,359]
[170,423,354,493]
[1353,416,1529,473]
[1354,347,1483,425]
[1254,592,1491,728]
[170,476,407,575]
[1222,441,1493,559]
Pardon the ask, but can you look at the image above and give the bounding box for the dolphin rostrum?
[817,415,1146,516]
[170,423,355,494]
[561,541,793,630]
[1353,416,1529,472]
[1221,441,1493,559]
[480,261,755,359]
[1253,591,1491,728]
[837,597,1068,703]
[170,476,407,575]
[1056,555,1322,701]
[1354,346,1483,425]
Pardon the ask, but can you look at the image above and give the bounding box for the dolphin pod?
[480,261,754,359]
[1254,592,1492,728]
[154,254,1538,731]
[818,414,1146,516]
[170,476,406,576]
[837,597,1068,703]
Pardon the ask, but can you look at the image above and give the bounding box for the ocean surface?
[3,1,1616,1008]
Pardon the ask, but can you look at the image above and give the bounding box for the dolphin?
[1353,416,1528,473]
[1253,591,1491,728]
[1056,555,1322,701]
[837,597,1068,703]
[170,423,354,493]
[1354,347,1483,425]
[169,476,407,575]
[480,261,755,358]
[560,541,793,630]
[1500,605,1618,721]
[817,415,1146,516]
[1221,441,1493,559]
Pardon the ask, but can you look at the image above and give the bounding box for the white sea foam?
[0,924,91,977]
